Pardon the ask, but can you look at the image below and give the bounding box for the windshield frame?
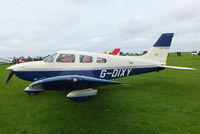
[43,53,57,63]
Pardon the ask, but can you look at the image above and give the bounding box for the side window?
[80,55,93,63]
[97,57,107,63]
[56,54,75,63]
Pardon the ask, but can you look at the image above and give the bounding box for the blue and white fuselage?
[6,33,195,101]
[8,51,163,82]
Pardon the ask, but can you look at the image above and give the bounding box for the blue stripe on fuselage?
[14,67,164,82]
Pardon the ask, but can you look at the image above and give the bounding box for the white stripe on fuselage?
[14,65,158,72]
[10,51,159,73]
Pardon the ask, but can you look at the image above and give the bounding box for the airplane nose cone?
[6,65,15,71]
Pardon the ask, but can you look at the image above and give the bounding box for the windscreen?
[43,53,57,62]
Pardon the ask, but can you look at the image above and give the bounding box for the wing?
[159,65,196,70]
[29,75,123,91]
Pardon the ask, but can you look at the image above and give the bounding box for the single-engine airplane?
[6,33,195,101]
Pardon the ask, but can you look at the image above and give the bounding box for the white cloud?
[0,46,10,51]
[0,0,199,57]
[170,0,200,20]
[67,0,110,6]
[126,37,148,43]
[91,37,104,43]
[120,16,151,34]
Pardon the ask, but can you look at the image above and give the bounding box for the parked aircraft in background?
[6,33,196,101]
[110,48,120,55]
[191,51,200,56]
[0,57,13,64]
[104,48,121,55]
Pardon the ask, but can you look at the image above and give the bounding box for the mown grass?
[0,53,200,134]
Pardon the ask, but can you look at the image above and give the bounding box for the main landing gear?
[24,84,98,101]
[67,88,98,101]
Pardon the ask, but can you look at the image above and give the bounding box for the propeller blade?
[6,71,14,83]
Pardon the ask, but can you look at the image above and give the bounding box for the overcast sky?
[0,0,199,57]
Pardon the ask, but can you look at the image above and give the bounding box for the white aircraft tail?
[141,33,174,63]
[141,33,196,71]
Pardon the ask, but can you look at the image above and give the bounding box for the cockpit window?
[56,54,75,63]
[43,53,57,63]
[80,55,93,63]
[97,57,107,63]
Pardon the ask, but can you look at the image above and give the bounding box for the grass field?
[0,53,200,134]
